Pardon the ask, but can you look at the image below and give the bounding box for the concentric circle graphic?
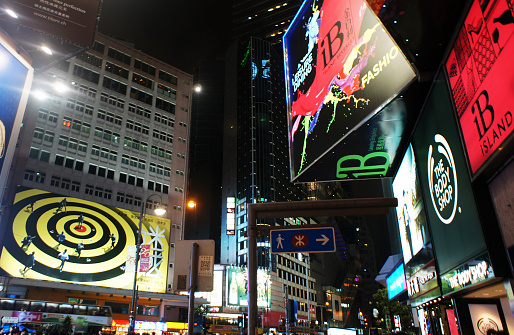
[0,187,170,292]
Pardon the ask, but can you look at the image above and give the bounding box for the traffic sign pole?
[246,198,398,335]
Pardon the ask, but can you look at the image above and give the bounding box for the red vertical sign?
[139,244,151,272]
[446,0,514,174]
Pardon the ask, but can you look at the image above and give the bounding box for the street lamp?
[128,194,166,332]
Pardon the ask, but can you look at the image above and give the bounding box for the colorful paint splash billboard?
[284,0,416,182]
[0,186,170,293]
[445,0,514,176]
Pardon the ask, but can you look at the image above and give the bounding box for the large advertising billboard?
[3,0,101,46]
[0,186,170,293]
[284,0,416,182]
[445,0,514,175]
[412,72,487,275]
[0,35,33,205]
[226,267,270,307]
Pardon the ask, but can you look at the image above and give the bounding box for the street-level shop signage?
[283,0,416,182]
[446,0,514,175]
[406,260,438,300]
[440,253,494,295]
[412,72,487,275]
[135,321,167,331]
[386,263,406,300]
[1,317,18,324]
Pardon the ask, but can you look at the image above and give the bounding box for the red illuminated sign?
[62,120,71,127]
[446,0,514,174]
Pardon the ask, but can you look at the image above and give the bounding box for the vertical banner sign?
[445,0,514,175]
[412,72,487,275]
[139,244,151,272]
[283,0,416,182]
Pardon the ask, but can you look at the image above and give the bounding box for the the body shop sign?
[446,0,514,175]
[283,0,416,182]
[440,253,494,295]
[412,72,487,275]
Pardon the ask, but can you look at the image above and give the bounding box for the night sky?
[97,0,232,73]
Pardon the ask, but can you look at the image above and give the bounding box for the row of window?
[71,64,176,112]
[28,149,172,195]
[283,284,316,303]
[23,170,176,213]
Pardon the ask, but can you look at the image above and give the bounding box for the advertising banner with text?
[3,0,101,46]
[284,0,416,182]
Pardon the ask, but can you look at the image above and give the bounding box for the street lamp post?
[128,194,166,333]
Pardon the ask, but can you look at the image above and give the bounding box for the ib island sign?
[284,0,417,183]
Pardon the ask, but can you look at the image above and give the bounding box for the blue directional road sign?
[270,227,336,253]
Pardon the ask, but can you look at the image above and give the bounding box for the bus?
[0,298,113,334]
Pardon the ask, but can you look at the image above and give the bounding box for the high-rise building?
[232,0,302,45]
[0,32,198,327]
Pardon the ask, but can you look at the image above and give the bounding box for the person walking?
[75,242,84,258]
[23,252,35,273]
[56,231,66,247]
[58,249,69,272]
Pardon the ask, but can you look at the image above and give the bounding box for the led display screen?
[283,0,416,182]
[392,143,430,264]
[445,0,514,175]
[412,72,487,275]
[0,186,170,293]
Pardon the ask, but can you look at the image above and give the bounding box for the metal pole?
[306,255,310,326]
[129,202,145,333]
[248,204,257,335]
[284,285,290,335]
[188,242,199,335]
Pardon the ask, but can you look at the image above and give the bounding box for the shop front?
[112,320,167,335]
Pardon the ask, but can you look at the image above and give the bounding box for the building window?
[107,47,131,65]
[71,181,81,192]
[35,172,46,184]
[24,170,35,181]
[50,176,61,187]
[158,70,178,85]
[132,73,154,90]
[134,59,156,76]
[85,184,94,195]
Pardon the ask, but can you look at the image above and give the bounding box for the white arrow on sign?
[316,234,330,245]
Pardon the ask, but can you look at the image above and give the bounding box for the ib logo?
[427,134,458,224]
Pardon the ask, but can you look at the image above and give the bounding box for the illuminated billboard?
[445,0,514,175]
[392,144,430,264]
[284,0,416,182]
[412,72,487,275]
[0,35,33,205]
[386,262,406,300]
[227,267,270,307]
[0,186,170,293]
[3,0,101,46]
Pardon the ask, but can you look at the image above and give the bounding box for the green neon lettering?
[336,152,390,178]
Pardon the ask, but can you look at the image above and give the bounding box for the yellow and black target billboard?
[0,186,170,293]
